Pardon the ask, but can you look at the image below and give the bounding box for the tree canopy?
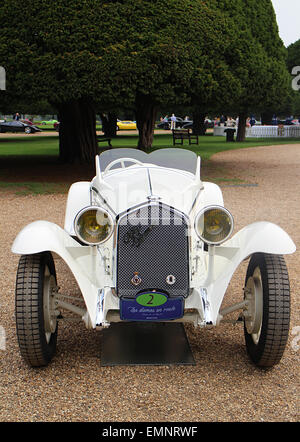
[0,0,292,160]
[214,0,291,137]
[287,39,300,71]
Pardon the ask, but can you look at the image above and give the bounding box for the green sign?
[136,292,167,307]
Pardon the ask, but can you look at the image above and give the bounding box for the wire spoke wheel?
[43,265,57,344]
[244,267,263,344]
[244,253,290,368]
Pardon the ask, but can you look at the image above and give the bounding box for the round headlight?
[74,207,114,245]
[195,206,234,245]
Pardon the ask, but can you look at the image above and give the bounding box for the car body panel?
[117,120,137,130]
[11,218,295,328]
[11,220,104,328]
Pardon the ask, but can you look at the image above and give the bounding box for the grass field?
[1,132,299,160]
[33,122,102,131]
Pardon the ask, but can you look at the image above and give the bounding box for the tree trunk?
[236,113,247,142]
[100,112,117,138]
[57,99,98,163]
[261,112,273,125]
[135,94,158,150]
[192,111,206,135]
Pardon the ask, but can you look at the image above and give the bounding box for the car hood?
[94,165,202,216]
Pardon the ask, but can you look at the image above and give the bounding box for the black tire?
[24,127,32,134]
[15,252,58,367]
[244,253,290,368]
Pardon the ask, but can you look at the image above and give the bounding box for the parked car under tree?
[12,148,295,368]
[116,120,137,130]
[0,120,42,134]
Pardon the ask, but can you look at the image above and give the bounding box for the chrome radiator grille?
[116,203,189,298]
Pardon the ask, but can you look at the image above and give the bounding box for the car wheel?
[243,253,290,368]
[24,127,32,134]
[15,252,58,367]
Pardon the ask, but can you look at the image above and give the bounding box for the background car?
[182,119,214,130]
[40,119,58,125]
[116,120,137,130]
[0,120,42,134]
[157,117,185,130]
[182,121,193,129]
[20,119,34,126]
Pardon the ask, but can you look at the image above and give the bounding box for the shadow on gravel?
[0,156,95,184]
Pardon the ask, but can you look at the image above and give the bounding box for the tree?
[215,0,291,141]
[119,1,228,148]
[126,0,243,145]
[0,0,136,162]
[1,0,289,158]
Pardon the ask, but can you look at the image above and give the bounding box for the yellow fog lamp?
[74,206,114,245]
[195,206,234,245]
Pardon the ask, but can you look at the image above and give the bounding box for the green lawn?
[33,122,102,131]
[1,132,298,160]
[0,136,59,156]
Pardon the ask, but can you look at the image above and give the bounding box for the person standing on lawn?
[170,113,176,130]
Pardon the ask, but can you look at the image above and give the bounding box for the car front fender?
[11,220,106,328]
[204,221,296,325]
[222,221,296,256]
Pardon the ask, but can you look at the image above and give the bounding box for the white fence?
[214,125,300,138]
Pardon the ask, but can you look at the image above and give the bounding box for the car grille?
[116,203,189,298]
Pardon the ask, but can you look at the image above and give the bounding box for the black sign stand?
[100,322,195,366]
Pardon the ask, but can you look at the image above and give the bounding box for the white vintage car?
[12,148,296,368]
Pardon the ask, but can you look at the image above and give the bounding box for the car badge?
[166,274,176,285]
[123,225,154,247]
[131,272,142,286]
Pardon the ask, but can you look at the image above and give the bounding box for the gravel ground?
[0,143,299,422]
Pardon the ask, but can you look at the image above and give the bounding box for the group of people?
[160,113,300,129]
[217,115,256,127]
[161,113,178,129]
[216,115,239,127]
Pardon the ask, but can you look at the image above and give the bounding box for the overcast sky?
[271,0,300,47]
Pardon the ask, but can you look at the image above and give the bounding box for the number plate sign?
[120,291,184,321]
